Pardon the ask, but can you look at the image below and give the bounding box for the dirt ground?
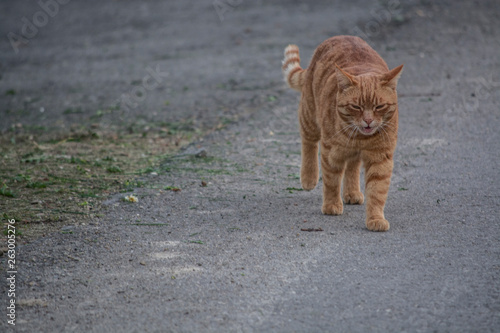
[1,0,499,332]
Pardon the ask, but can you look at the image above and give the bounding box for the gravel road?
[1,0,499,332]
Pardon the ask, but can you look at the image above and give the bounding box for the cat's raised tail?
[282,44,306,91]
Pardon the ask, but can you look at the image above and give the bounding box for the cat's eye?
[350,104,362,110]
[375,104,387,110]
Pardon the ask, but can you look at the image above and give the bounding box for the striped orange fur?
[282,36,403,231]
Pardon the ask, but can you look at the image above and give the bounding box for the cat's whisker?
[378,127,388,146]
[340,123,357,135]
[380,124,396,133]
[347,125,358,147]
[380,121,397,132]
[378,124,392,147]
[330,122,357,141]
[341,123,355,146]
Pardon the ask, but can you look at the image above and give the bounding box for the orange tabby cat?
[282,36,403,231]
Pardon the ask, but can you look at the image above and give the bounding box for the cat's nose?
[364,119,373,126]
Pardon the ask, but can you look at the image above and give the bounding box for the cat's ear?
[380,64,403,89]
[336,64,358,91]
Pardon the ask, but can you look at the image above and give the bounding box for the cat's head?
[335,64,403,136]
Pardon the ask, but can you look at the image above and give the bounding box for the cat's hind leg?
[298,102,320,190]
[343,155,364,204]
[300,140,319,190]
[320,146,345,215]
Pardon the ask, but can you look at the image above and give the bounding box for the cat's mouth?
[360,126,376,135]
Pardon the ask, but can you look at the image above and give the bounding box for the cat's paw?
[343,191,364,205]
[322,202,344,215]
[301,178,318,191]
[366,218,390,232]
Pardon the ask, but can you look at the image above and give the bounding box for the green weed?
[0,184,15,197]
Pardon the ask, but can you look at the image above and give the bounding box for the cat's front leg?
[343,156,364,205]
[320,147,345,215]
[362,152,393,231]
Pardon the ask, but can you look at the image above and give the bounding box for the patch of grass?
[71,156,88,164]
[22,155,46,164]
[232,163,249,173]
[186,240,204,244]
[122,180,145,192]
[2,227,22,236]
[26,181,51,189]
[0,184,15,197]
[0,120,206,243]
[286,187,303,193]
[164,186,181,192]
[77,190,100,198]
[107,166,123,173]
[23,125,47,132]
[15,174,32,182]
[267,95,277,102]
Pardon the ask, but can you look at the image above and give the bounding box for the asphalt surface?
[1,0,500,332]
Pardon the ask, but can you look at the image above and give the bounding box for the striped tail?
[282,44,306,91]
